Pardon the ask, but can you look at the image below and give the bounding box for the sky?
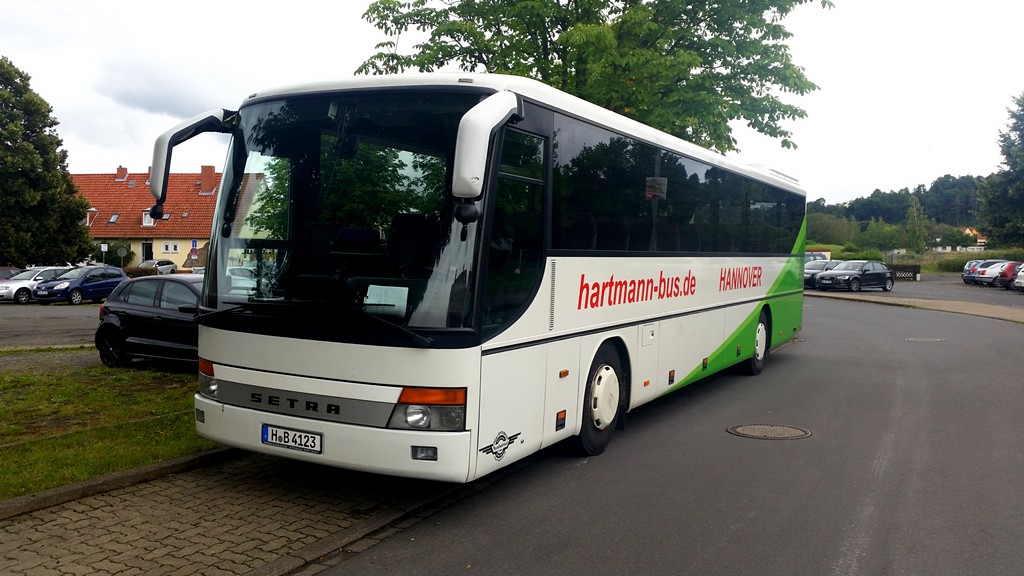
[3,0,1023,205]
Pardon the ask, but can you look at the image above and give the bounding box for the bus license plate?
[261,424,323,454]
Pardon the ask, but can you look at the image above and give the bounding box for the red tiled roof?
[73,167,220,239]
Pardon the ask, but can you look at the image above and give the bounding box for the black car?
[815,260,894,292]
[95,274,203,367]
[804,259,842,288]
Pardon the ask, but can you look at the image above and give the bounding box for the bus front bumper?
[194,394,473,483]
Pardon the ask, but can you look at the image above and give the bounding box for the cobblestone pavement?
[0,453,456,576]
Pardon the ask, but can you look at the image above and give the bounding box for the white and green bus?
[148,73,805,482]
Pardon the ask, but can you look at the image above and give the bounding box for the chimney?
[115,166,128,181]
[200,165,216,194]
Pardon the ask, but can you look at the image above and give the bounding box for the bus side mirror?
[451,91,523,199]
[149,109,237,219]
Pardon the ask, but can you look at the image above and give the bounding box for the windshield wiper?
[348,302,433,348]
[194,303,252,324]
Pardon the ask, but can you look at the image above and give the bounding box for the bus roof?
[242,73,806,196]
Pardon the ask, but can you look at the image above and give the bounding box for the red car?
[995,261,1022,289]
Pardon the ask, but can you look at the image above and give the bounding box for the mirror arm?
[149,109,237,218]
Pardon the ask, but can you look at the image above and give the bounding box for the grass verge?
[0,348,218,500]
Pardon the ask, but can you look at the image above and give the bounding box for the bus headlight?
[405,405,432,428]
[387,387,467,431]
[198,359,219,399]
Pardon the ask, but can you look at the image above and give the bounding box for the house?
[73,166,220,269]
[960,227,988,247]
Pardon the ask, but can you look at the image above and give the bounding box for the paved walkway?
[2,291,1022,576]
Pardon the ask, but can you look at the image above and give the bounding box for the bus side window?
[481,129,545,337]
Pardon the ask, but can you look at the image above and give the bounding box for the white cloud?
[728,0,1024,203]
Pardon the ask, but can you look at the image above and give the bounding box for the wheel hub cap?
[590,365,619,430]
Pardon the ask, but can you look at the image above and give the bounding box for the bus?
[147,73,805,483]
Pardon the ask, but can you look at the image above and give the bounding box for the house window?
[142,211,154,227]
[163,242,179,253]
[108,213,119,223]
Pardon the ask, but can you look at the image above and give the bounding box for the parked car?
[968,259,1009,285]
[32,265,128,305]
[0,266,22,279]
[992,261,1022,288]
[0,266,71,304]
[1007,266,1024,289]
[95,274,203,367]
[815,260,895,292]
[138,259,178,274]
[804,259,843,288]
[805,252,827,263]
[962,260,982,283]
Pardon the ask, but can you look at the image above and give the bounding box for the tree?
[978,93,1024,247]
[902,195,927,253]
[922,174,979,226]
[88,238,135,267]
[858,218,899,252]
[807,212,855,245]
[359,0,833,152]
[0,57,93,266]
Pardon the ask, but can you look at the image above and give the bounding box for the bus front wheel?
[574,344,624,456]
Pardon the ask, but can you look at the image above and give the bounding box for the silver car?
[0,266,71,304]
[138,259,178,274]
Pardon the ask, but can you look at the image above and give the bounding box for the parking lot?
[0,300,98,349]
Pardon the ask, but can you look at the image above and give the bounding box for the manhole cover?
[905,337,946,342]
[727,424,811,440]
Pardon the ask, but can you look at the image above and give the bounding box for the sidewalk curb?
[0,447,241,521]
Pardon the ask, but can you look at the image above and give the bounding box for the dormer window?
[108,213,119,223]
[142,211,155,227]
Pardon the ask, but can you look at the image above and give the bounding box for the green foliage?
[807,212,857,245]
[903,196,927,254]
[123,266,158,278]
[836,249,884,261]
[88,238,135,266]
[935,225,973,249]
[978,94,1024,247]
[0,57,94,267]
[936,258,970,273]
[359,0,833,153]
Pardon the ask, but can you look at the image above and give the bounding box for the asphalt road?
[322,297,1024,576]
[0,300,98,349]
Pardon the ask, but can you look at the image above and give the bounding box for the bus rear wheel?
[574,344,624,456]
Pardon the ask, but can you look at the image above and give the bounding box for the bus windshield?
[204,89,489,338]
